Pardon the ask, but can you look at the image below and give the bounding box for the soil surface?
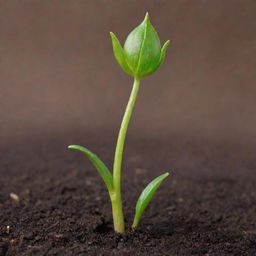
[0,133,256,255]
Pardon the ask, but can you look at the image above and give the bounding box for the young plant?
[68,13,170,233]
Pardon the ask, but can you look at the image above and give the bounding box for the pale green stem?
[111,77,141,233]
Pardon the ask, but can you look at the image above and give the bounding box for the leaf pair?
[68,145,169,229]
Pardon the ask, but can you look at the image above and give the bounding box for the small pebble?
[54,234,64,239]
[34,236,41,241]
[10,193,20,202]
[10,239,18,246]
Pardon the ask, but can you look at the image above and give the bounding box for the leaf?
[68,145,113,192]
[110,32,133,76]
[158,40,170,68]
[143,40,170,77]
[132,172,169,229]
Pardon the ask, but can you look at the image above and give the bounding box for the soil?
[0,133,256,255]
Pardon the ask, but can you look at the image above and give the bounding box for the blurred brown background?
[1,0,256,147]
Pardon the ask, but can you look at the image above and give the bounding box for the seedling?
[68,13,170,233]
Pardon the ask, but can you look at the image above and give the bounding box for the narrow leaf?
[68,145,113,192]
[132,172,169,229]
[158,40,170,68]
[110,32,133,76]
[139,40,170,77]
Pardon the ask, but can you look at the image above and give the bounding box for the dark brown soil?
[0,133,256,255]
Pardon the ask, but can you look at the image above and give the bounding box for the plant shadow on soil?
[0,133,256,255]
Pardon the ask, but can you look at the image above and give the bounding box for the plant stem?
[112,77,141,233]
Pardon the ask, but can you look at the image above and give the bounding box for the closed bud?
[110,13,170,79]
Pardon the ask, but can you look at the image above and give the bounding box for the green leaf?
[132,172,169,229]
[157,40,170,68]
[141,40,170,77]
[110,32,133,76]
[68,145,113,192]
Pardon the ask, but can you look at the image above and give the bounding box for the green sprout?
[68,13,170,233]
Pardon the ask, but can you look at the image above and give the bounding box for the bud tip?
[143,12,150,23]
